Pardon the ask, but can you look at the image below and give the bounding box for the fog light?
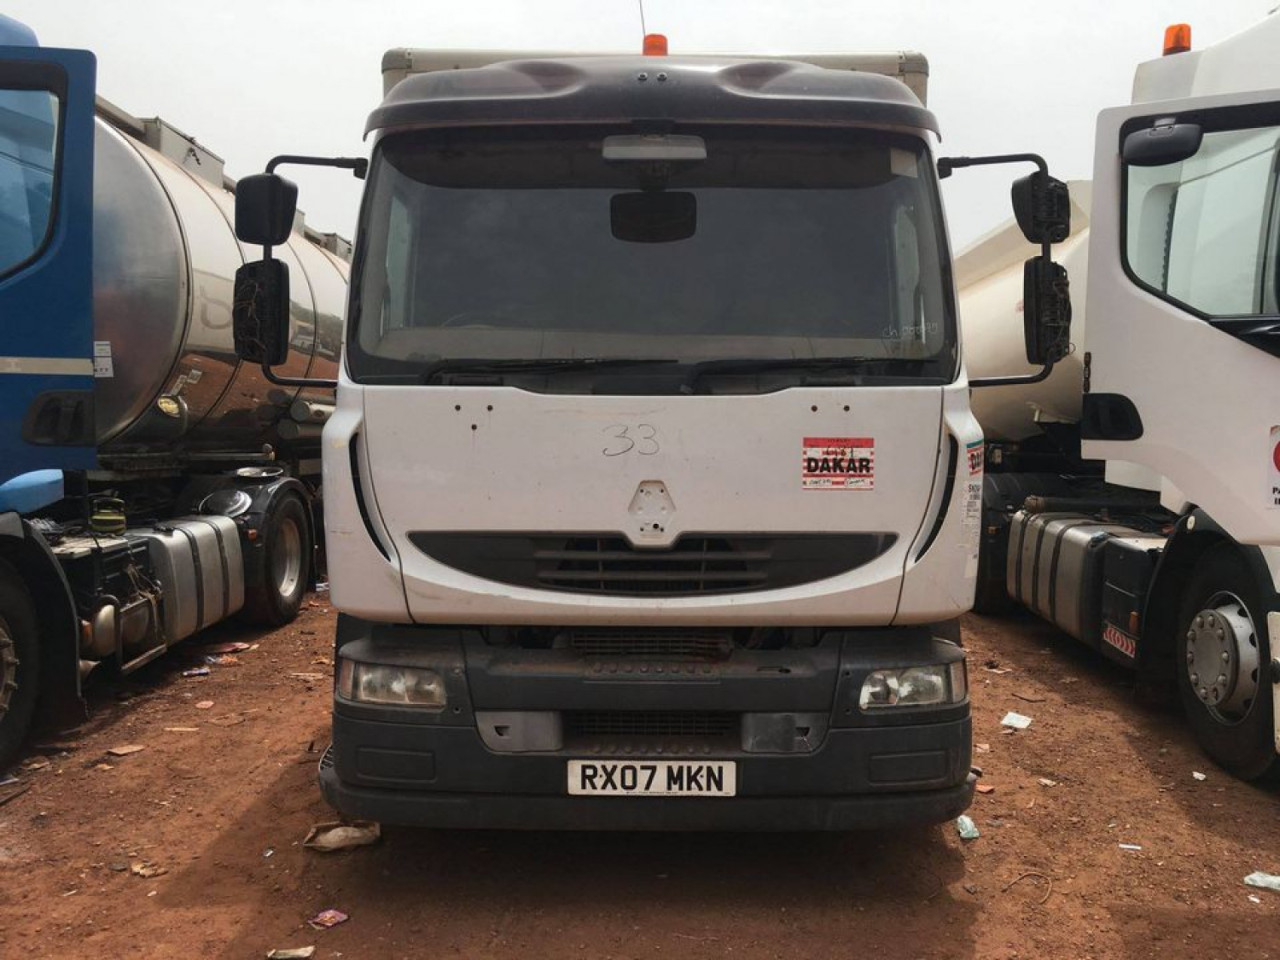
[859,663,962,710]
[338,660,446,709]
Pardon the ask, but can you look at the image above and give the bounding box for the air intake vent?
[565,711,738,740]
[567,631,732,659]
[409,532,895,597]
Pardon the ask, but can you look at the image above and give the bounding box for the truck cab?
[231,43,1067,828]
[958,17,1280,781]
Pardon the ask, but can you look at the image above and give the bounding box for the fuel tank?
[954,181,1090,443]
[91,102,349,455]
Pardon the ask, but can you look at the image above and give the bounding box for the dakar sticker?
[1269,425,1280,509]
[802,437,874,490]
[966,440,984,476]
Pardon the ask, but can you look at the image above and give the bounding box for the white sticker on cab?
[1270,425,1280,509]
[802,436,874,490]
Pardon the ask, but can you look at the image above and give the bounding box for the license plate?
[567,759,736,797]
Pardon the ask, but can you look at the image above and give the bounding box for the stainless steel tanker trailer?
[0,20,349,765]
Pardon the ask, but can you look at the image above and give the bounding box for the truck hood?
[358,384,947,625]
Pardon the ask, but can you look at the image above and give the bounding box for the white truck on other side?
[959,17,1280,780]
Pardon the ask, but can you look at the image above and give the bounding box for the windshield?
[349,125,957,390]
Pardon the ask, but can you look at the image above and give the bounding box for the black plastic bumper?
[320,750,975,830]
[322,617,973,830]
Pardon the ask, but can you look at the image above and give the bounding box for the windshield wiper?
[419,357,678,383]
[682,356,924,389]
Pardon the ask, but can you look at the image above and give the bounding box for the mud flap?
[1272,612,1280,754]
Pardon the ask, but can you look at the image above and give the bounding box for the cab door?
[0,43,97,484]
[1083,90,1280,545]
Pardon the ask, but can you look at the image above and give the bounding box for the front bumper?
[320,745,975,830]
[322,616,973,830]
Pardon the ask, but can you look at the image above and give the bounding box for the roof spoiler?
[380,48,928,104]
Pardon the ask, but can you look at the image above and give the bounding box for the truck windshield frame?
[347,123,958,390]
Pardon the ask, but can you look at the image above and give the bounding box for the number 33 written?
[602,424,660,456]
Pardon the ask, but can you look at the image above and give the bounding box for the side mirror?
[234,173,298,246]
[1011,172,1071,245]
[610,191,697,243]
[233,259,290,365]
[1023,256,1071,365]
[1122,120,1202,167]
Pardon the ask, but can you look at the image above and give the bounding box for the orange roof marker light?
[1163,23,1192,56]
[643,33,669,56]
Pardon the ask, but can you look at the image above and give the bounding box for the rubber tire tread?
[1175,543,1280,782]
[241,493,311,627]
[0,561,40,771]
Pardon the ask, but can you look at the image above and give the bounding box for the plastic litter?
[1249,895,1263,904]
[130,861,167,878]
[303,820,381,853]
[976,783,996,795]
[1119,843,1142,851]
[181,667,211,678]
[307,908,349,930]
[1244,872,1280,892]
[0,774,19,787]
[956,815,980,840]
[1192,771,1207,781]
[1037,777,1057,787]
[266,949,315,960]
[203,641,250,654]
[204,654,241,666]
[1001,712,1033,730]
[194,700,215,710]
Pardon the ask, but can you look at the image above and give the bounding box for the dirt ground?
[1,599,1278,960]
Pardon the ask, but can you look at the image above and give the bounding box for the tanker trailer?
[0,18,348,766]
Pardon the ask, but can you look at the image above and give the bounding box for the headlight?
[337,660,447,709]
[858,662,966,710]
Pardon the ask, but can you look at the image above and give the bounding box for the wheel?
[241,493,311,626]
[0,562,40,770]
[1175,544,1279,781]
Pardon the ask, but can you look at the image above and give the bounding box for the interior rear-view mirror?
[1122,120,1203,167]
[1011,172,1071,245]
[235,173,298,246]
[1023,255,1071,365]
[611,191,697,243]
[233,259,290,366]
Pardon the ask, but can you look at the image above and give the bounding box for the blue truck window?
[0,87,60,278]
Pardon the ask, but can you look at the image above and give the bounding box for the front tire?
[1175,544,1279,781]
[241,493,311,626]
[0,561,40,771]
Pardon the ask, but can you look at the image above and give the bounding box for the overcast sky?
[6,0,1269,246]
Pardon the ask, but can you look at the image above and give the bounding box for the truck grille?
[567,630,732,659]
[409,532,894,596]
[565,711,738,740]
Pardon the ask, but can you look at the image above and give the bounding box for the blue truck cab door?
[0,24,97,488]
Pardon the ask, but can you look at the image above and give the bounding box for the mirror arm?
[260,361,337,391]
[267,154,368,179]
[969,363,1055,389]
[937,152,1049,179]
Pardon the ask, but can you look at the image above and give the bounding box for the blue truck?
[0,17,348,766]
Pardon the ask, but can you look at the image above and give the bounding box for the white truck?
[229,38,1074,829]
[959,17,1280,780]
